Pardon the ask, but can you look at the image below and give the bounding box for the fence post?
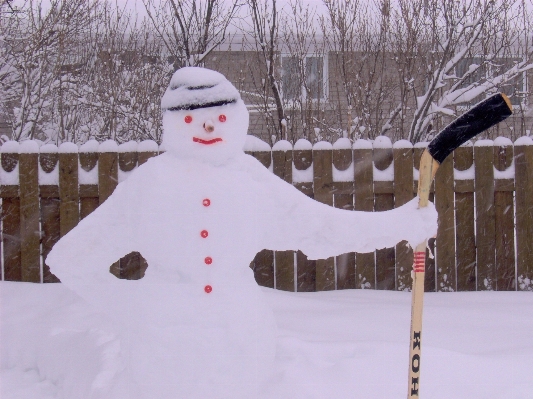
[514,136,533,291]
[332,138,355,290]
[393,140,414,291]
[454,143,476,291]
[293,139,315,292]
[272,140,294,292]
[313,141,335,291]
[435,149,455,291]
[474,140,496,290]
[39,144,61,283]
[353,139,375,289]
[19,141,40,283]
[493,137,515,291]
[1,142,21,281]
[373,136,395,290]
[59,143,80,237]
[79,140,100,220]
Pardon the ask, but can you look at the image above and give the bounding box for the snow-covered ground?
[1,281,531,399]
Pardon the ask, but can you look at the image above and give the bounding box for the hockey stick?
[407,93,513,398]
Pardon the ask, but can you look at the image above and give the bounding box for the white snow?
[292,162,313,183]
[98,140,119,153]
[352,139,372,149]
[36,67,438,399]
[372,135,392,148]
[272,139,292,152]
[39,143,58,154]
[392,139,413,149]
[161,67,240,112]
[118,141,138,153]
[137,140,159,153]
[244,135,271,152]
[454,165,475,180]
[19,140,39,153]
[79,139,100,153]
[514,136,533,146]
[58,142,78,153]
[1,140,20,153]
[493,136,513,147]
[293,139,312,151]
[332,137,351,149]
[118,170,134,183]
[0,141,20,184]
[332,163,354,182]
[474,139,494,147]
[494,161,515,179]
[78,166,98,185]
[313,141,332,150]
[78,140,99,185]
[38,146,59,186]
[292,140,313,183]
[373,162,394,181]
[1,283,531,399]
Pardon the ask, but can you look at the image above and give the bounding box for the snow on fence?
[0,136,532,292]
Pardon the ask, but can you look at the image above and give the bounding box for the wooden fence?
[0,136,532,292]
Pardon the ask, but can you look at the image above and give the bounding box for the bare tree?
[391,0,533,143]
[242,0,286,144]
[322,0,397,140]
[279,0,328,142]
[71,1,173,144]
[0,0,95,142]
[142,0,242,68]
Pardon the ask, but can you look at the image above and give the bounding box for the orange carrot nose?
[203,120,215,133]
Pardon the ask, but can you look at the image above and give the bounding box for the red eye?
[185,115,192,123]
[219,114,226,122]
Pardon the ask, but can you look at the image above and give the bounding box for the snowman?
[47,67,437,399]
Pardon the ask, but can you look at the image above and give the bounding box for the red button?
[201,230,208,238]
[204,257,212,265]
[204,285,212,293]
[203,198,211,207]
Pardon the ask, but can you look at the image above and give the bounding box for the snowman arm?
[264,182,437,260]
[46,183,137,288]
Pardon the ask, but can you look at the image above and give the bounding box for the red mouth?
[193,137,223,145]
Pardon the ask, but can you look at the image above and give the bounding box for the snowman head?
[161,67,249,165]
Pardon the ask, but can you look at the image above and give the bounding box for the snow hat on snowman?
[161,67,249,165]
[161,67,241,111]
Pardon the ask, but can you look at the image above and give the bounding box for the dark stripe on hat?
[187,85,216,90]
[167,99,237,111]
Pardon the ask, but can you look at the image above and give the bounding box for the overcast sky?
[114,0,329,20]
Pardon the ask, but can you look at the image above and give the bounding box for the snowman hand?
[397,197,438,248]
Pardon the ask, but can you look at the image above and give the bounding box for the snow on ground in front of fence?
[1,282,531,399]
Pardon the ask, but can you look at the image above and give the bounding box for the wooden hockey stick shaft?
[406,93,513,398]
[407,150,439,398]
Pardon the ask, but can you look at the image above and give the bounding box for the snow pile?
[1,283,532,399]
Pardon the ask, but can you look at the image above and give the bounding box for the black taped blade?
[427,93,513,164]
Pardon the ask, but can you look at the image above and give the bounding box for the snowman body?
[108,154,277,399]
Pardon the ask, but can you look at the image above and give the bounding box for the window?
[456,57,527,109]
[493,58,527,107]
[281,55,326,101]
